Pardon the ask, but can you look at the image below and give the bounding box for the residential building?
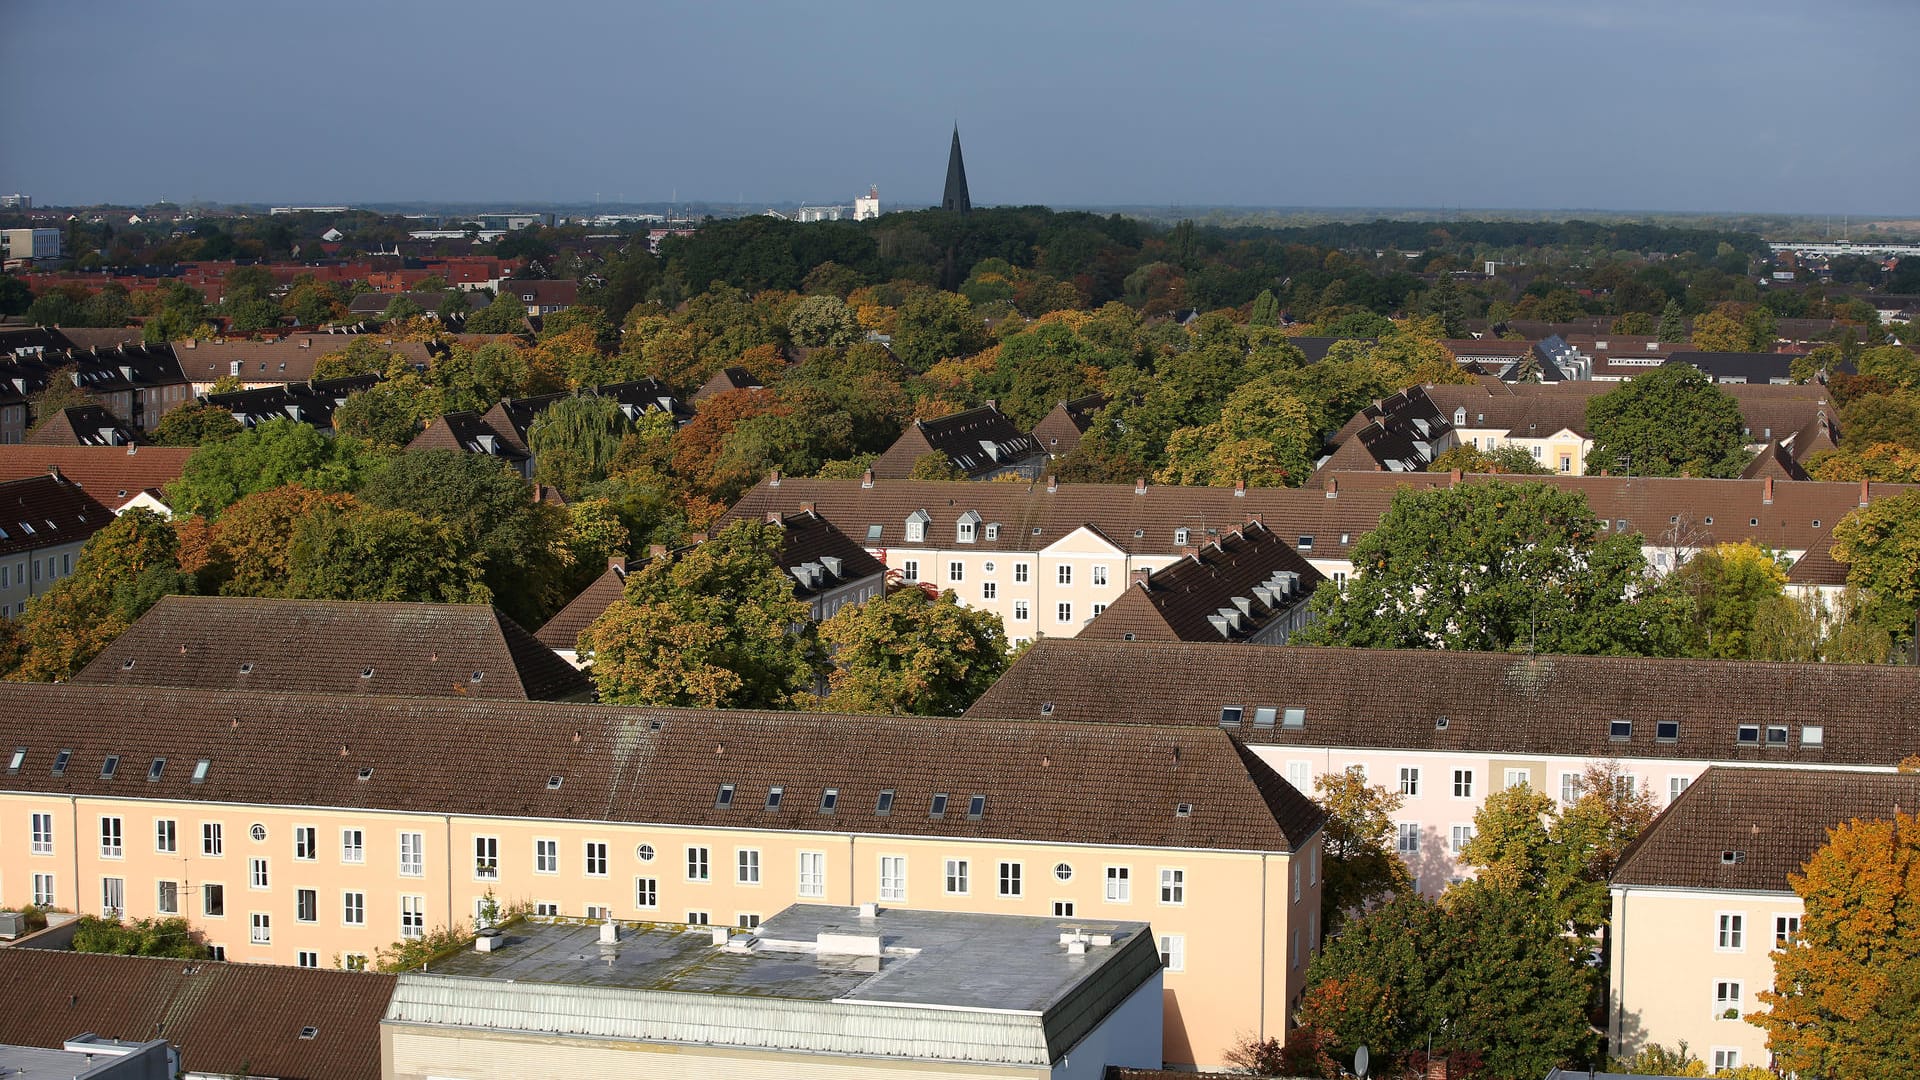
[345,291,486,321]
[205,374,382,432]
[721,476,1396,642]
[0,471,111,620]
[1034,393,1107,460]
[1665,352,1803,386]
[1609,767,1920,1073]
[24,404,142,447]
[383,905,1162,1079]
[966,639,1920,893]
[1418,376,1835,477]
[498,279,578,317]
[0,685,1324,1068]
[1,343,192,436]
[70,595,592,701]
[0,947,394,1080]
[0,446,194,508]
[0,1034,174,1079]
[1080,520,1323,644]
[173,336,434,394]
[410,380,690,478]
[690,364,764,403]
[1314,386,1456,474]
[535,509,885,666]
[870,404,1048,481]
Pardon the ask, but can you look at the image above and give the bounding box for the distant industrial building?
[1,228,61,262]
[0,194,30,210]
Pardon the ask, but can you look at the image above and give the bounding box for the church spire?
[942,125,971,214]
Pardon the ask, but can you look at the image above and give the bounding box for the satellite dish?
[1354,1044,1370,1077]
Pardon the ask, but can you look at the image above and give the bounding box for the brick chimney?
[1134,477,1146,495]
[768,469,780,487]
[765,511,783,526]
[1046,475,1057,493]
[1763,476,1774,505]
[648,544,668,560]
[299,337,311,349]
[1449,468,1462,485]
[1131,567,1153,589]
[1325,476,1338,499]
[861,468,874,489]
[607,555,626,573]
[47,464,63,483]
[1861,479,1871,507]
[1234,480,1246,497]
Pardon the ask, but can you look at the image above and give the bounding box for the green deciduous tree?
[71,915,207,958]
[1314,766,1413,932]
[24,366,94,434]
[1664,542,1789,659]
[285,505,490,604]
[1585,365,1750,477]
[1248,288,1281,328]
[1295,888,1597,1079]
[578,520,827,708]
[463,290,530,334]
[1756,808,1920,1079]
[4,509,195,681]
[891,290,986,373]
[149,401,243,447]
[1156,376,1317,487]
[1830,490,1920,646]
[330,378,431,448]
[198,484,360,598]
[1427,443,1552,475]
[163,417,363,518]
[1298,482,1689,656]
[818,588,1008,716]
[527,394,636,499]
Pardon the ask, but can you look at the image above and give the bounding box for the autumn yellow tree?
[1755,809,1920,1078]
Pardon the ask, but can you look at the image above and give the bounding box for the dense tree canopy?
[3,510,194,681]
[1313,766,1413,932]
[1830,490,1920,646]
[817,587,1008,715]
[164,417,363,518]
[1298,482,1689,655]
[284,506,490,604]
[1585,365,1750,477]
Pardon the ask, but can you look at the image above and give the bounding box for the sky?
[4,0,1916,215]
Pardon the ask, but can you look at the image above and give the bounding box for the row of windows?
[50,874,426,941]
[1,552,73,594]
[1715,912,1801,952]
[1280,765,1695,807]
[897,559,1118,589]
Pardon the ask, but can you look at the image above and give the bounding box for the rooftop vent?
[360,667,374,679]
[121,658,136,670]
[546,775,563,790]
[1721,850,1746,865]
[1175,802,1193,817]
[1435,715,1449,730]
[299,1026,319,1040]
[357,767,374,781]
[1040,703,1054,715]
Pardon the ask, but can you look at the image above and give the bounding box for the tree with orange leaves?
[1755,808,1920,1078]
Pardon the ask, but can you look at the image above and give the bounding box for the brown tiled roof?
[1317,386,1452,474]
[721,477,1396,564]
[0,473,113,557]
[691,365,764,402]
[966,639,1920,768]
[1306,471,1913,555]
[1741,440,1812,482]
[0,445,195,499]
[535,562,628,653]
[871,405,1045,479]
[1612,766,1920,893]
[0,949,394,1080]
[0,684,1323,853]
[1421,377,1833,447]
[23,404,142,446]
[1081,520,1324,643]
[49,326,148,350]
[1033,393,1106,457]
[71,595,592,701]
[172,337,433,386]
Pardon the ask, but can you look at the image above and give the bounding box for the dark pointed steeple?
[942,125,971,214]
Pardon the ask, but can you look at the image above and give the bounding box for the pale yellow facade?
[2,791,1321,1069]
[1609,887,1796,1073]
[1452,423,1589,476]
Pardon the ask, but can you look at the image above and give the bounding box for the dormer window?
[1736,724,1760,745]
[984,523,999,540]
[929,793,949,818]
[1174,528,1190,546]
[1657,720,1679,742]
[904,510,930,544]
[1219,707,1243,727]
[956,511,981,543]
[764,786,784,811]
[1454,407,1466,425]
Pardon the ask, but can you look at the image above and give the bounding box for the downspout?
[1611,887,1626,1052]
[848,834,856,906]
[1259,852,1268,1040]
[444,815,454,928]
[69,795,80,910]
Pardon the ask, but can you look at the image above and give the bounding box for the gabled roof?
[205,373,381,431]
[0,472,113,556]
[0,685,1324,853]
[499,279,579,306]
[1033,393,1106,457]
[721,477,1395,563]
[1612,766,1920,893]
[691,365,764,402]
[872,405,1044,479]
[24,403,142,446]
[71,595,592,701]
[534,560,629,654]
[1317,386,1453,474]
[1740,439,1812,482]
[0,949,394,1080]
[0,445,195,500]
[966,639,1920,768]
[172,336,434,386]
[1665,351,1803,384]
[1081,520,1324,643]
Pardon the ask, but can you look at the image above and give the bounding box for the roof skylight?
[967,794,987,820]
[715,783,735,809]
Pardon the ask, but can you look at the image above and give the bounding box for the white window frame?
[1104,865,1131,903]
[998,861,1022,898]
[1452,769,1473,798]
[399,831,423,878]
[737,848,761,885]
[1399,766,1420,797]
[584,841,609,877]
[1160,867,1185,905]
[535,838,559,874]
[294,826,316,861]
[879,855,907,901]
[401,895,425,940]
[1504,767,1529,789]
[1012,600,1029,621]
[157,879,179,914]
[981,581,997,600]
[945,858,970,895]
[1091,564,1108,586]
[473,836,499,880]
[31,812,55,855]
[948,560,964,582]
[635,876,659,909]
[1714,979,1743,1017]
[1774,913,1800,946]
[1013,562,1029,583]
[1397,822,1420,854]
[1451,824,1475,852]
[1158,933,1184,972]
[203,821,224,857]
[340,828,363,864]
[1716,912,1745,952]
[296,888,318,924]
[686,846,710,882]
[798,851,826,898]
[100,815,123,859]
[1056,602,1072,623]
[1057,564,1072,586]
[101,876,125,916]
[249,912,271,945]
[343,891,366,926]
[250,857,269,890]
[33,873,56,907]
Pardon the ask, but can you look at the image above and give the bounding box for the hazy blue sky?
[5,0,1915,213]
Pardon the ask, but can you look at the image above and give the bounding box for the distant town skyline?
[4,0,1917,215]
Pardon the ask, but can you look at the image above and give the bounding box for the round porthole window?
[250,824,267,842]
[984,561,996,573]
[636,844,655,862]
[1054,862,1073,882]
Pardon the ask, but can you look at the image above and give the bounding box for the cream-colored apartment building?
[0,684,1325,1070]
[1609,767,1920,1073]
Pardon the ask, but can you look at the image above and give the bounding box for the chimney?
[765,511,783,525]
[1861,479,1870,507]
[800,502,815,513]
[47,464,63,483]
[299,337,310,349]
[1763,476,1774,505]
[1134,477,1146,495]
[861,469,874,489]
[1131,567,1152,589]
[768,469,780,486]
[185,338,196,349]
[1046,475,1057,493]
[1325,476,1338,499]
[985,398,997,411]
[607,555,626,573]
[599,922,619,944]
[648,544,668,560]
[1234,480,1246,497]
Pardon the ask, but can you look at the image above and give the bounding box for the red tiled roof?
[0,445,195,498]
[0,473,113,557]
[0,949,395,1080]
